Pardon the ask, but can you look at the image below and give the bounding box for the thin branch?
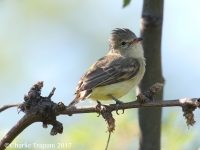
[48,87,56,99]
[0,103,20,113]
[59,98,200,115]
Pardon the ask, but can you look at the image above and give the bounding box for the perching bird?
[67,28,145,113]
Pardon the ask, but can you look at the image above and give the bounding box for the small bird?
[67,28,145,113]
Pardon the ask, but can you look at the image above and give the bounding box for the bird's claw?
[107,94,124,115]
[115,100,124,115]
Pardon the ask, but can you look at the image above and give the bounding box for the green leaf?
[123,0,131,8]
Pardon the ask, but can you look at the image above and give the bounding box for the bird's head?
[109,28,143,57]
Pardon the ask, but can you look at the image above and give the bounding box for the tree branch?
[0,103,20,113]
[60,98,200,115]
[0,81,200,150]
[0,114,37,149]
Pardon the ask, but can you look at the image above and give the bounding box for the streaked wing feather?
[76,57,140,93]
[97,65,139,86]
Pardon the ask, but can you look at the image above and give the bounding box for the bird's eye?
[121,41,126,46]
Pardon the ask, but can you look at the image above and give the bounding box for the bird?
[67,28,145,114]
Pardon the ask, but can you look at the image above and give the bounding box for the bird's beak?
[130,37,143,45]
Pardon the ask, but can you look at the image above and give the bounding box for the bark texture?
[138,0,164,149]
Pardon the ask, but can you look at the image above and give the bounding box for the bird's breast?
[88,57,145,101]
[88,78,140,100]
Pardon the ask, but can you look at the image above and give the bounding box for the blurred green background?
[0,0,200,149]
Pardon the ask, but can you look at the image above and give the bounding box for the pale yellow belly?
[88,78,138,100]
[88,58,145,101]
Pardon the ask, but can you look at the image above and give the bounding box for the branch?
[0,103,20,113]
[0,81,200,150]
[3,98,199,115]
[0,114,37,149]
[0,81,65,150]
[60,98,200,115]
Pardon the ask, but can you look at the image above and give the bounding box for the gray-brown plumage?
[68,28,145,109]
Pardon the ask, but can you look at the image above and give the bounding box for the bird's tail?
[67,99,79,109]
[67,90,92,109]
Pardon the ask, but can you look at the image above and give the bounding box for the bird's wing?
[75,55,140,93]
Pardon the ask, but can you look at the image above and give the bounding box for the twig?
[96,101,115,150]
[105,132,111,150]
[0,103,20,113]
[48,87,56,99]
[59,98,200,115]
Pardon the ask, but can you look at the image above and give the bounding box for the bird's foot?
[108,94,124,115]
